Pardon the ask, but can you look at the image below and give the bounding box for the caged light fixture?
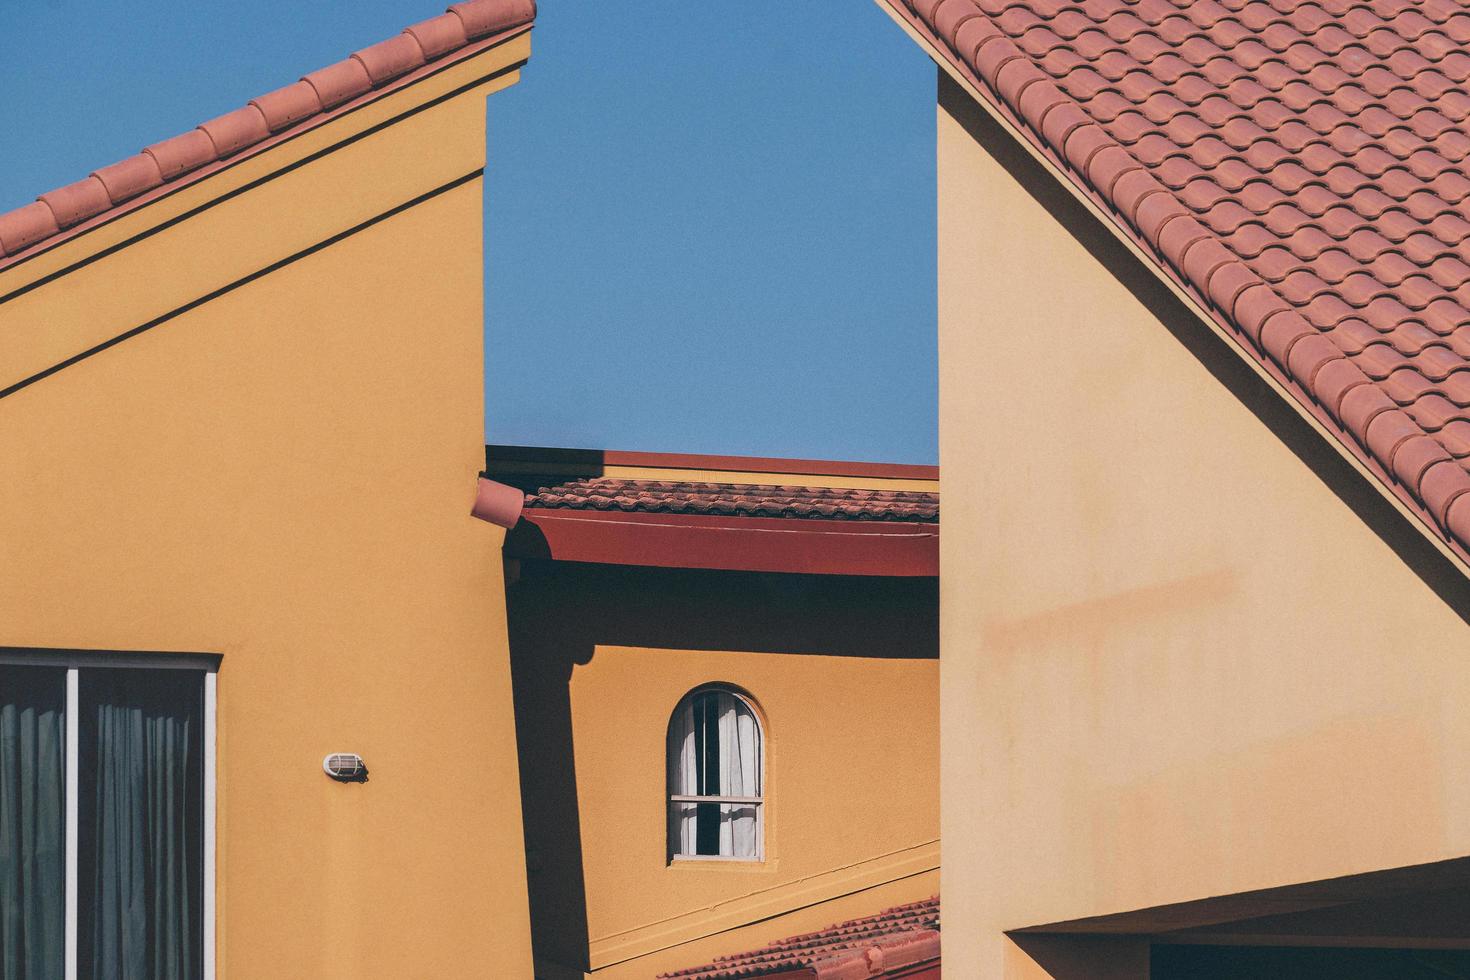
[323,752,369,783]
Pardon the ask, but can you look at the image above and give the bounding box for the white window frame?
[667,686,765,863]
[2,649,218,980]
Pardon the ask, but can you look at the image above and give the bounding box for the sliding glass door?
[79,670,203,980]
[0,661,210,980]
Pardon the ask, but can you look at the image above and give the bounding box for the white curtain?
[669,699,699,856]
[669,691,761,858]
[716,693,759,858]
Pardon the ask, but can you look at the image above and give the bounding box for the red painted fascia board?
[507,508,938,577]
[487,444,938,481]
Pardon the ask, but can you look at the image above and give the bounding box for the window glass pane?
[694,694,721,856]
[79,669,202,980]
[0,666,66,980]
[669,699,697,858]
[668,689,762,860]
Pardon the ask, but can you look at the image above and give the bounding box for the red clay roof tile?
[301,58,374,111]
[249,81,323,133]
[92,154,164,205]
[657,897,940,980]
[449,0,533,38]
[197,106,271,159]
[526,479,940,524]
[0,203,61,255]
[351,34,427,86]
[885,0,1470,559]
[406,13,472,59]
[37,178,111,230]
[0,0,535,265]
[142,129,218,182]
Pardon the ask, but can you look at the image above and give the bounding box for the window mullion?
[64,667,79,980]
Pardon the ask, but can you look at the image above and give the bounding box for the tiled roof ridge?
[534,477,939,500]
[896,0,1470,556]
[657,897,940,979]
[0,0,535,262]
[525,477,942,522]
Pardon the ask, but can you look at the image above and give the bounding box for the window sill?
[668,855,774,872]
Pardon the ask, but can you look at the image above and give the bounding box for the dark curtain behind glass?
[0,666,65,980]
[79,669,202,980]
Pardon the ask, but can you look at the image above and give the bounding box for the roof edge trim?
[507,508,939,576]
[0,0,535,272]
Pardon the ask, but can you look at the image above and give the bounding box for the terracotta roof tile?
[525,479,940,523]
[886,0,1470,558]
[406,13,472,59]
[351,34,428,86]
[0,203,60,255]
[657,897,940,980]
[300,58,375,111]
[37,178,111,230]
[197,106,271,159]
[0,0,534,266]
[249,81,324,134]
[92,154,165,205]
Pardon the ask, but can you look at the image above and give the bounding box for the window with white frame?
[0,653,216,980]
[667,687,762,861]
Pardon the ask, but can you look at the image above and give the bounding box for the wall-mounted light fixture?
[323,753,368,783]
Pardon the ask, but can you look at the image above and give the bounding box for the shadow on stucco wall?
[504,559,937,973]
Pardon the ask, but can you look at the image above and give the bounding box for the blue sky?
[1,2,937,464]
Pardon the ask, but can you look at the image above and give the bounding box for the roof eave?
[506,507,939,577]
[874,0,1470,583]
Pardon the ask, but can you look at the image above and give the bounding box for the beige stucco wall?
[0,40,534,978]
[937,74,1470,977]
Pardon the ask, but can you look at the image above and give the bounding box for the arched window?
[667,687,763,860]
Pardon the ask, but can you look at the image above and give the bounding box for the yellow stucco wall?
[937,73,1470,977]
[0,38,535,979]
[574,648,938,975]
[506,563,938,979]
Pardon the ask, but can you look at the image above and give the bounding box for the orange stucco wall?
[507,562,938,979]
[0,37,535,979]
[937,71,1470,977]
